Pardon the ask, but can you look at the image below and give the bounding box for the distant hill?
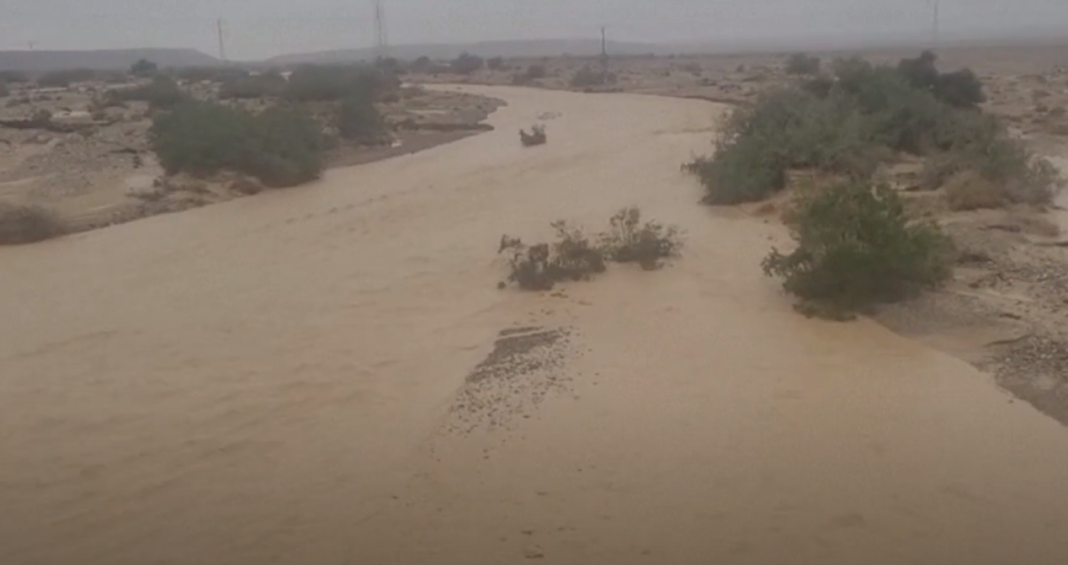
[267,39,675,65]
[0,49,222,72]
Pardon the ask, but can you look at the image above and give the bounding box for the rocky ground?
[0,78,503,234]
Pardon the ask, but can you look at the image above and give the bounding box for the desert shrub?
[684,88,879,204]
[487,57,505,71]
[498,210,683,289]
[525,64,547,80]
[337,94,385,144]
[0,202,65,245]
[599,207,683,270]
[36,68,97,88]
[150,101,328,188]
[785,53,821,75]
[926,126,1064,208]
[762,181,953,317]
[498,224,606,290]
[172,66,249,83]
[219,72,287,99]
[935,69,985,109]
[897,50,984,109]
[130,58,158,77]
[284,64,380,102]
[451,52,484,75]
[519,124,547,146]
[114,75,187,108]
[410,56,433,73]
[0,70,28,84]
[0,83,8,98]
[570,66,614,88]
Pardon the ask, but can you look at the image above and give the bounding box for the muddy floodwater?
[2,86,1067,564]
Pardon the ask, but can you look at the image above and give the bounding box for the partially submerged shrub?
[785,53,821,76]
[519,124,547,147]
[0,202,65,245]
[498,209,683,289]
[762,181,953,317]
[150,101,329,187]
[599,207,683,270]
[498,225,606,290]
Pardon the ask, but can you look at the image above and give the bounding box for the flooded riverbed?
[2,86,1067,564]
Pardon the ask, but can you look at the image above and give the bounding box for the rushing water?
[2,86,1067,565]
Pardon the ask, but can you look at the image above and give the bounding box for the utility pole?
[374,0,388,57]
[931,0,940,51]
[600,26,608,80]
[217,19,227,62]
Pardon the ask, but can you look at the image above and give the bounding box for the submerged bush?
[599,207,683,270]
[0,203,65,245]
[762,181,953,318]
[150,101,329,187]
[498,224,606,290]
[498,208,683,289]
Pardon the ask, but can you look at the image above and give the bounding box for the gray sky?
[3,0,1067,60]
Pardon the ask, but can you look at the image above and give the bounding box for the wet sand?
[1,85,1067,564]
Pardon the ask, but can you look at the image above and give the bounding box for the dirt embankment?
[0,81,503,236]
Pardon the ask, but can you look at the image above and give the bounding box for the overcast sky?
[3,0,1067,60]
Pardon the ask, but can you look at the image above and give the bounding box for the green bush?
[487,57,505,71]
[130,59,158,77]
[0,203,65,245]
[785,53,821,75]
[172,66,249,83]
[685,52,1003,206]
[570,66,614,88]
[219,72,287,99]
[599,207,683,270]
[115,75,187,108]
[410,56,433,73]
[36,68,98,88]
[897,50,984,109]
[337,94,385,144]
[150,101,329,188]
[451,52,484,75]
[284,64,380,102]
[0,71,28,84]
[762,181,953,318]
[498,209,683,289]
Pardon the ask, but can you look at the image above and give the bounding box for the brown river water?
[2,86,1067,564]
